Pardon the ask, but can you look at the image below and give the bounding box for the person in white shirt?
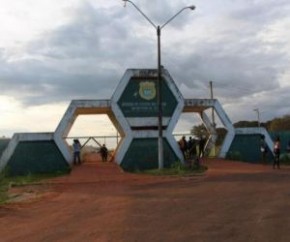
[73,139,81,165]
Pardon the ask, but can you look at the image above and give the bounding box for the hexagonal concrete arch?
[54,99,124,165]
[183,98,235,158]
[111,68,184,170]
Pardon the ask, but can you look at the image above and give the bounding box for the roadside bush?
[280,153,290,165]
[226,151,241,161]
[0,171,9,203]
[141,160,207,176]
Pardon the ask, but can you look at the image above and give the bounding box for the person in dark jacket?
[100,144,108,162]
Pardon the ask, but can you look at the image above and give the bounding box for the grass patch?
[140,161,207,176]
[226,151,242,161]
[0,170,69,205]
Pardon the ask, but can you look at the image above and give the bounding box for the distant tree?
[234,120,269,129]
[190,113,290,146]
[234,120,259,128]
[190,124,208,139]
[263,120,272,130]
[269,115,290,131]
[190,124,226,145]
[232,114,290,131]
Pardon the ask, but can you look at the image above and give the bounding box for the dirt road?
[1,156,290,242]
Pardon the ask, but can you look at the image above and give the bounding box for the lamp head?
[188,5,196,10]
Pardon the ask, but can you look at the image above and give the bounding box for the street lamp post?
[253,108,260,127]
[122,0,195,169]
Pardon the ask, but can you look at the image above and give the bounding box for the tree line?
[191,114,290,145]
[234,114,290,131]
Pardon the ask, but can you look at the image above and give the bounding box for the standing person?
[178,136,187,159]
[188,136,200,168]
[260,135,268,164]
[273,136,281,169]
[73,139,81,165]
[188,136,197,160]
[100,144,108,162]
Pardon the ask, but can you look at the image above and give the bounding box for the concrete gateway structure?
[0,68,274,175]
[111,69,184,171]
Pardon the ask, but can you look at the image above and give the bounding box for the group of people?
[72,139,109,165]
[73,135,289,169]
[178,136,206,165]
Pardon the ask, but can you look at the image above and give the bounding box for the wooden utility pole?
[209,81,215,127]
[209,81,216,156]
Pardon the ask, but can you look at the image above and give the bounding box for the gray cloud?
[230,0,290,25]
[0,0,289,124]
[164,1,289,98]
[0,2,137,105]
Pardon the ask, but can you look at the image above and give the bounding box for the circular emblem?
[139,81,156,100]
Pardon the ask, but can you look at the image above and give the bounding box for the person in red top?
[273,136,281,169]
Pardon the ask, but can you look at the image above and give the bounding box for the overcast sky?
[1,0,290,138]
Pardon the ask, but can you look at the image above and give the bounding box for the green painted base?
[6,141,70,176]
[227,134,273,163]
[120,138,179,171]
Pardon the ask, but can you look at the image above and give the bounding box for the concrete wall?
[0,133,69,176]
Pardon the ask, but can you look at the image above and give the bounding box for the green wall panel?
[7,141,69,176]
[227,134,273,163]
[118,77,177,118]
[121,138,178,171]
[228,132,290,163]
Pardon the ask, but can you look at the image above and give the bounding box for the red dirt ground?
[1,154,290,242]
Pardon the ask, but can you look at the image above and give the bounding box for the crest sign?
[139,81,156,100]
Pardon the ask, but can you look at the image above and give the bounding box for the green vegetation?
[234,115,290,132]
[225,151,242,161]
[191,124,209,140]
[0,170,69,204]
[280,154,290,165]
[268,115,290,131]
[140,161,207,176]
[191,124,226,147]
[0,173,9,204]
[191,114,290,147]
